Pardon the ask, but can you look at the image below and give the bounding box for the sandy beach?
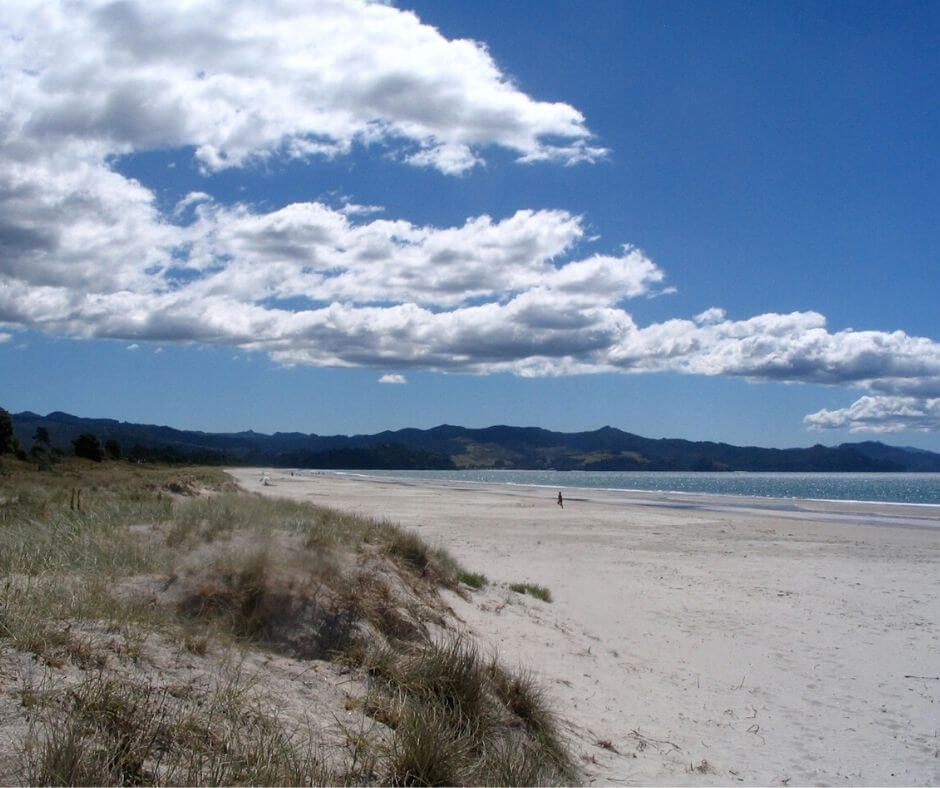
[229,468,940,786]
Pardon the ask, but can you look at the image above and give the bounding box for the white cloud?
[126,343,139,350]
[4,0,602,175]
[3,181,940,430]
[379,373,407,384]
[695,307,726,325]
[0,333,11,343]
[173,192,212,219]
[0,1,609,312]
[1,0,939,433]
[608,312,940,391]
[340,203,384,217]
[406,144,483,175]
[805,396,940,433]
[179,205,613,308]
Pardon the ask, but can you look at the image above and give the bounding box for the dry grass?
[21,667,333,786]
[0,457,576,785]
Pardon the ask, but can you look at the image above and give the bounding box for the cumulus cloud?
[805,396,940,433]
[2,174,940,430]
[179,205,617,308]
[4,0,603,174]
[607,313,940,389]
[379,374,407,384]
[1,0,939,433]
[0,0,612,321]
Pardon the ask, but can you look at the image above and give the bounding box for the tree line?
[1,407,120,466]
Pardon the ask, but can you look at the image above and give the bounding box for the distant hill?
[834,441,940,473]
[10,410,940,472]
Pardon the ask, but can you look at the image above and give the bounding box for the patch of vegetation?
[0,457,573,785]
[21,667,332,786]
[356,637,576,785]
[72,433,105,462]
[0,407,25,458]
[510,582,553,603]
[458,570,488,590]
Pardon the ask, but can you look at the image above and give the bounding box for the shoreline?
[312,469,940,530]
[231,468,940,785]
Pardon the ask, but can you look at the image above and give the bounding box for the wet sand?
[230,468,940,786]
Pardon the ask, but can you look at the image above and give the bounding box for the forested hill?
[10,410,940,472]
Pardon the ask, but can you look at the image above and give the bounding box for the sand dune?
[229,468,940,786]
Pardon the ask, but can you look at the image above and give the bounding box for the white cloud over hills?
[1,0,939,432]
[805,396,940,434]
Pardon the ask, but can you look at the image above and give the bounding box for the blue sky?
[2,0,939,449]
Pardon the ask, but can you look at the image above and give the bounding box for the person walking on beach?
[557,490,564,508]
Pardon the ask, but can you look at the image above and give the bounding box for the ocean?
[325,469,940,506]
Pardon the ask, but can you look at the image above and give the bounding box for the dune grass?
[356,637,576,785]
[0,457,575,785]
[509,582,553,603]
[21,665,332,786]
[457,570,488,590]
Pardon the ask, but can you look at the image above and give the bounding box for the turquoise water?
[327,469,940,506]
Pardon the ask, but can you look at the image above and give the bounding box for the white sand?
[229,468,940,786]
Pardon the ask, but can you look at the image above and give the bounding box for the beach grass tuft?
[458,570,488,590]
[357,636,576,785]
[510,582,553,603]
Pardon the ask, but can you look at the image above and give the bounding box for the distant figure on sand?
[557,491,564,508]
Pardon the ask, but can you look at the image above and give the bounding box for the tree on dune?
[73,433,105,462]
[0,408,23,456]
[104,438,122,460]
